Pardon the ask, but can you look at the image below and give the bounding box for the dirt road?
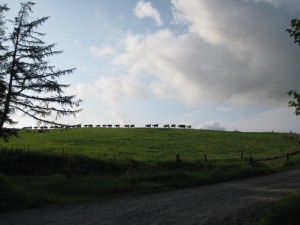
[1,169,300,225]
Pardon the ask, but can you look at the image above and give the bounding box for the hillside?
[1,128,297,161]
[1,128,300,211]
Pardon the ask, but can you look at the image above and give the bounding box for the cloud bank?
[98,0,299,110]
[92,0,300,129]
[199,121,226,131]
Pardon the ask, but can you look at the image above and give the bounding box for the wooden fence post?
[250,152,253,162]
[176,154,180,163]
[241,151,243,160]
[66,158,71,179]
[204,153,207,162]
[287,153,290,161]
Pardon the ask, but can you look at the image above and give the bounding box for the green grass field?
[1,128,300,212]
[1,128,298,161]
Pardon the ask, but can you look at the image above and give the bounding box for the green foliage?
[287,90,300,116]
[286,18,300,46]
[286,18,300,116]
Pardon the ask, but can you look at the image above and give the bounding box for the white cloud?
[199,121,226,131]
[113,30,213,106]
[134,1,164,26]
[110,110,132,125]
[111,0,300,109]
[64,0,300,132]
[67,83,98,98]
[89,46,115,57]
[95,75,149,107]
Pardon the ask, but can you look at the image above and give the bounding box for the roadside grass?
[0,129,300,212]
[0,173,30,211]
[256,189,300,225]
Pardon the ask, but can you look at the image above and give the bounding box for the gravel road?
[1,169,300,225]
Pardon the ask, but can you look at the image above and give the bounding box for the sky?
[3,0,300,132]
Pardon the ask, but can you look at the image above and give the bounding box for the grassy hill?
[1,128,300,211]
[1,128,298,161]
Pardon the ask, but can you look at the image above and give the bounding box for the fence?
[1,144,300,163]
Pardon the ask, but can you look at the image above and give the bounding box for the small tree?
[286,19,300,115]
[0,2,82,139]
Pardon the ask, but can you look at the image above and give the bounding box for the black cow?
[163,124,170,128]
[171,124,176,128]
[22,126,32,130]
[178,124,186,129]
[152,124,159,128]
[145,124,151,128]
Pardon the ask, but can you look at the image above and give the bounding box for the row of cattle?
[145,124,192,129]
[22,124,192,129]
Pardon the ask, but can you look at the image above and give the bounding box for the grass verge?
[256,190,300,225]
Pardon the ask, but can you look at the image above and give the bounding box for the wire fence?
[1,144,300,163]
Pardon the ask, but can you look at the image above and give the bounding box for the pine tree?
[0,2,82,139]
[0,3,10,137]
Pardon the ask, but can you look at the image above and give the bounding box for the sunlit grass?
[1,128,297,161]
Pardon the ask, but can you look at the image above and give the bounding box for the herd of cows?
[22,124,192,130]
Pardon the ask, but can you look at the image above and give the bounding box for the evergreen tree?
[0,2,82,139]
[0,3,10,136]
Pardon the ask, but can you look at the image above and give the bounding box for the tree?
[286,19,300,115]
[0,2,82,139]
[0,3,10,136]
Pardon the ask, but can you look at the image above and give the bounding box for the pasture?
[1,128,298,161]
[1,128,300,211]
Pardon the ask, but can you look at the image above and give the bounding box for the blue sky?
[4,0,300,132]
